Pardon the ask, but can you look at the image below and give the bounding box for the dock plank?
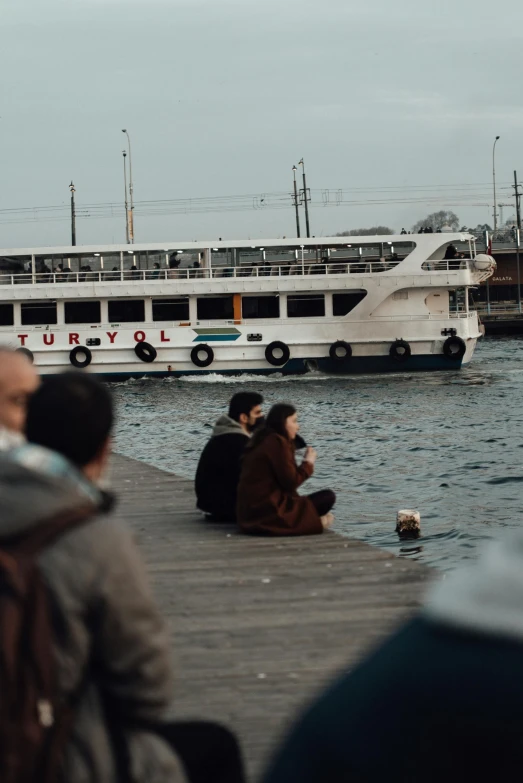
[111,453,433,780]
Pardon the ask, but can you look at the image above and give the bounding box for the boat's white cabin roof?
[0,233,474,258]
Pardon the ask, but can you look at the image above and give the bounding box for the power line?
[0,182,515,227]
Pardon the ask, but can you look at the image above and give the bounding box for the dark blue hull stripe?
[77,354,464,381]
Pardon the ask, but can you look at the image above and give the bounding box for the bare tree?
[411,210,459,233]
[468,223,491,233]
[336,226,395,236]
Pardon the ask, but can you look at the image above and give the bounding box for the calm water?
[112,337,523,570]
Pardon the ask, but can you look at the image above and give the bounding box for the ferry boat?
[0,234,495,378]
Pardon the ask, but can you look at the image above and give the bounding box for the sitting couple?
[195,392,335,535]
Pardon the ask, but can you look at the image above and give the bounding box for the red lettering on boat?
[134,331,146,342]
[160,330,170,342]
[69,333,80,345]
[43,334,55,346]
[17,335,28,346]
[107,332,118,343]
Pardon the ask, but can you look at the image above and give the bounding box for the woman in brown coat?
[236,404,335,536]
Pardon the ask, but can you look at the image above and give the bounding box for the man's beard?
[247,416,265,434]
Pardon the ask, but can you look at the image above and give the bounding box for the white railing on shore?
[475,302,523,315]
[371,311,474,321]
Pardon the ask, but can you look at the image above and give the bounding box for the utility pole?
[299,158,311,238]
[516,227,521,314]
[122,129,134,243]
[512,171,522,312]
[123,150,130,244]
[69,181,76,246]
[514,170,522,231]
[492,135,500,232]
[292,165,301,238]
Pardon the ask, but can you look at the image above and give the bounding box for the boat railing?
[421,259,471,271]
[0,256,481,287]
[0,259,415,286]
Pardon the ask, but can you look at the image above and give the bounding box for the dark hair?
[25,372,114,467]
[249,403,296,449]
[228,392,263,422]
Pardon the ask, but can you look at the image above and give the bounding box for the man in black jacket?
[195,392,263,522]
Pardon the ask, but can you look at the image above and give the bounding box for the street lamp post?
[292,165,301,238]
[69,181,76,246]
[122,151,130,244]
[122,129,134,243]
[492,135,500,233]
[299,158,311,238]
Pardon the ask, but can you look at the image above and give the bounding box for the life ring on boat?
[191,344,214,368]
[134,341,157,363]
[265,341,290,367]
[389,339,411,362]
[329,340,352,361]
[16,347,34,364]
[443,335,466,360]
[69,345,92,369]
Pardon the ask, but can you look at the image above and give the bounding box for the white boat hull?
[0,317,479,377]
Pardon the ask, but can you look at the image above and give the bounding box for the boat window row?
[0,292,368,326]
[0,243,415,284]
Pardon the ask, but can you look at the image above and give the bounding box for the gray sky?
[2,0,523,247]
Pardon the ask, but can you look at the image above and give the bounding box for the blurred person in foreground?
[264,534,523,782]
[0,346,39,450]
[237,403,335,536]
[195,391,264,522]
[0,372,186,782]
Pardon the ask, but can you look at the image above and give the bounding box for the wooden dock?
[111,454,433,781]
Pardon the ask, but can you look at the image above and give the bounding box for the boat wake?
[177,371,335,384]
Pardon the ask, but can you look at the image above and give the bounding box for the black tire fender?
[16,347,34,364]
[389,339,411,362]
[265,341,290,367]
[191,344,214,368]
[134,341,157,363]
[443,336,466,360]
[69,345,92,369]
[329,340,352,361]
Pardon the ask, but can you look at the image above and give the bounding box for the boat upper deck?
[0,233,476,289]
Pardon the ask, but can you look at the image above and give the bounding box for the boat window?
[65,253,121,277]
[108,299,145,323]
[64,300,101,324]
[333,291,367,315]
[197,296,234,320]
[21,301,58,325]
[152,298,189,321]
[0,304,14,326]
[242,295,280,319]
[287,294,325,318]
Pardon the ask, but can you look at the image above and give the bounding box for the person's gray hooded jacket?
[0,449,186,783]
[0,425,24,452]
